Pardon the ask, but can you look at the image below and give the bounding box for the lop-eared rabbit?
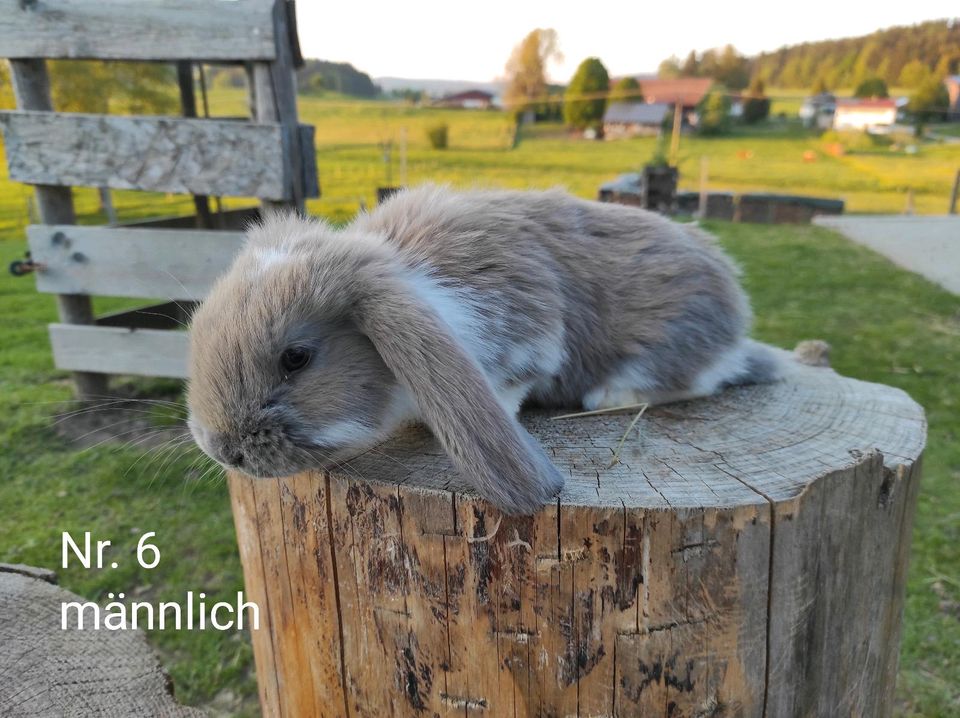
[188,185,778,514]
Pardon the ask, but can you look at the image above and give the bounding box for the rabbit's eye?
[280,346,312,374]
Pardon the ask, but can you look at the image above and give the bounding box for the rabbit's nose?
[209,433,246,468]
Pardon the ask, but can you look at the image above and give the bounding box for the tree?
[697,88,731,136]
[610,76,642,104]
[897,59,931,89]
[811,76,830,94]
[657,56,681,79]
[742,77,770,124]
[563,57,609,134]
[714,45,750,90]
[296,60,379,98]
[694,19,960,89]
[851,41,880,88]
[681,50,700,77]
[110,63,178,114]
[673,45,749,89]
[504,28,562,118]
[854,76,888,99]
[934,53,960,78]
[908,76,950,123]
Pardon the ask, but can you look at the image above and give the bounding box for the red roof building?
[433,90,495,109]
[628,77,713,110]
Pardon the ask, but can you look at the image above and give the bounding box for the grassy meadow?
[298,92,960,219]
[0,92,958,716]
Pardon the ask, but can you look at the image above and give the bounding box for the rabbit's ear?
[355,275,564,515]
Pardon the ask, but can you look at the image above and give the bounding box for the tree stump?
[0,564,201,717]
[228,352,926,717]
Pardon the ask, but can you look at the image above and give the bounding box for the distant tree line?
[659,19,960,91]
[658,45,752,90]
[202,60,380,99]
[296,60,380,97]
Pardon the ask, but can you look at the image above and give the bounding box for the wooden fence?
[0,0,318,394]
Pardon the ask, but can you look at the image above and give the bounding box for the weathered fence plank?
[49,324,188,378]
[0,111,300,200]
[0,0,278,61]
[250,0,308,210]
[27,224,245,300]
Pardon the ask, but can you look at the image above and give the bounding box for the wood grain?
[0,0,277,61]
[0,111,293,200]
[49,323,188,378]
[0,567,202,716]
[228,355,926,716]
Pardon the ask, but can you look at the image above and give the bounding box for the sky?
[295,1,958,83]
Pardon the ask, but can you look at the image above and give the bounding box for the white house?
[832,98,897,131]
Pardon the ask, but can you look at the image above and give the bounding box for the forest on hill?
[659,19,960,90]
[201,60,380,98]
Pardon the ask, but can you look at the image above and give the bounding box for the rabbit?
[187,185,780,514]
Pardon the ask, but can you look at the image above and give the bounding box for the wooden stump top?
[336,351,926,510]
[0,565,201,717]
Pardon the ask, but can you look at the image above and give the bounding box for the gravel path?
[814,215,960,295]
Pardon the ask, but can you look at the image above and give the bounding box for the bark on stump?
[228,352,926,717]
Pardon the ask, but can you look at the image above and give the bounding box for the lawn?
[0,95,958,716]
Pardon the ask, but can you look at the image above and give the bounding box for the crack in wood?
[323,475,352,718]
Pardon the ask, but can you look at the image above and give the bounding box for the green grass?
[0,284,258,713]
[290,95,960,219]
[0,93,958,715]
[929,123,960,139]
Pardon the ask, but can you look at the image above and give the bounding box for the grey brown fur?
[188,185,778,513]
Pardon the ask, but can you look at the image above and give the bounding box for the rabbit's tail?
[720,338,783,388]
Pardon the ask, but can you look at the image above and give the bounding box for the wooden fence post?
[9,59,107,399]
[949,168,959,215]
[698,155,709,219]
[252,0,305,214]
[668,100,682,166]
[176,61,213,229]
